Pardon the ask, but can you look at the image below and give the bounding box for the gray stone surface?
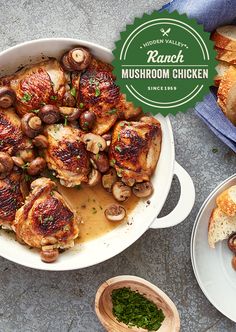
[0,0,235,331]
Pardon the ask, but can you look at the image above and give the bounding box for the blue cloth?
[161,0,236,152]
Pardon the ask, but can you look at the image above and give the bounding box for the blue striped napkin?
[161,0,236,152]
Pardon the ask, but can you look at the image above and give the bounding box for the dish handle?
[150,161,195,229]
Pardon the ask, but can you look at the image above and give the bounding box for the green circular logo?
[112,11,216,115]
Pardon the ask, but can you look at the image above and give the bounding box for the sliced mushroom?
[12,156,25,168]
[59,107,81,121]
[90,153,109,173]
[41,236,58,246]
[102,168,118,192]
[0,152,14,178]
[21,113,43,138]
[228,233,236,254]
[112,181,131,202]
[27,157,46,176]
[32,135,48,148]
[67,47,92,71]
[132,181,153,198]
[0,87,16,108]
[104,203,126,221]
[63,91,76,107]
[79,111,96,131]
[102,133,112,148]
[122,177,136,187]
[40,248,59,263]
[38,104,61,124]
[83,133,106,154]
[88,168,101,186]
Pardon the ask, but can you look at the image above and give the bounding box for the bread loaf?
[216,185,236,216]
[211,25,236,51]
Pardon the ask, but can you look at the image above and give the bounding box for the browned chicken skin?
[0,168,27,228]
[44,124,90,187]
[0,108,31,155]
[13,178,79,251]
[9,59,68,117]
[109,116,162,185]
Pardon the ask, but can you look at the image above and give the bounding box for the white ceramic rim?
[191,173,236,322]
[0,38,178,271]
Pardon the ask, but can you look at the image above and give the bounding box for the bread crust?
[216,186,236,217]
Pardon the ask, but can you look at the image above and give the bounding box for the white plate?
[191,174,236,322]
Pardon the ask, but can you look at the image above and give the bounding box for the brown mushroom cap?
[21,113,43,138]
[67,47,92,71]
[79,111,96,131]
[19,149,35,162]
[88,168,101,186]
[59,107,81,121]
[63,91,76,107]
[38,105,61,124]
[228,233,236,254]
[40,248,59,263]
[232,256,236,271]
[104,203,126,221]
[83,133,107,154]
[90,153,109,173]
[27,157,46,176]
[0,87,16,108]
[12,156,25,168]
[132,181,153,198]
[112,181,131,202]
[0,152,13,178]
[32,135,48,148]
[61,52,74,72]
[102,168,118,192]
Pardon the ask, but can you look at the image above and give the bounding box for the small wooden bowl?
[95,275,180,332]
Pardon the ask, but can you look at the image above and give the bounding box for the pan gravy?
[58,183,139,243]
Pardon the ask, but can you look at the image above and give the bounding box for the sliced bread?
[216,185,236,217]
[217,65,236,125]
[211,25,236,51]
[214,61,230,86]
[208,207,236,248]
[215,47,236,64]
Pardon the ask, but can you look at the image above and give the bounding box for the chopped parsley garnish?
[0,140,4,146]
[21,162,29,170]
[21,93,32,102]
[31,109,40,114]
[110,159,116,166]
[50,191,55,196]
[112,287,165,331]
[108,109,117,115]
[95,87,100,97]
[115,146,122,153]
[64,116,68,126]
[74,185,81,190]
[42,215,54,223]
[24,174,32,182]
[70,87,76,97]
[79,102,84,109]
[97,142,102,149]
[40,101,46,106]
[118,133,121,141]
[119,122,125,127]
[89,78,95,85]
[50,95,57,101]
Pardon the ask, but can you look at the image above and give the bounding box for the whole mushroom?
[63,91,76,107]
[21,113,43,138]
[104,203,126,221]
[0,152,14,178]
[38,105,61,124]
[90,153,109,173]
[27,157,46,176]
[83,133,106,154]
[112,181,131,202]
[59,107,81,121]
[61,47,92,72]
[0,87,16,108]
[132,181,153,198]
[32,135,48,148]
[102,168,118,192]
[40,247,59,263]
[79,111,96,131]
[228,233,236,254]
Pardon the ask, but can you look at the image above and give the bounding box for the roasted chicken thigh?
[13,178,80,262]
[0,168,27,228]
[9,59,68,117]
[109,116,162,185]
[44,124,90,187]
